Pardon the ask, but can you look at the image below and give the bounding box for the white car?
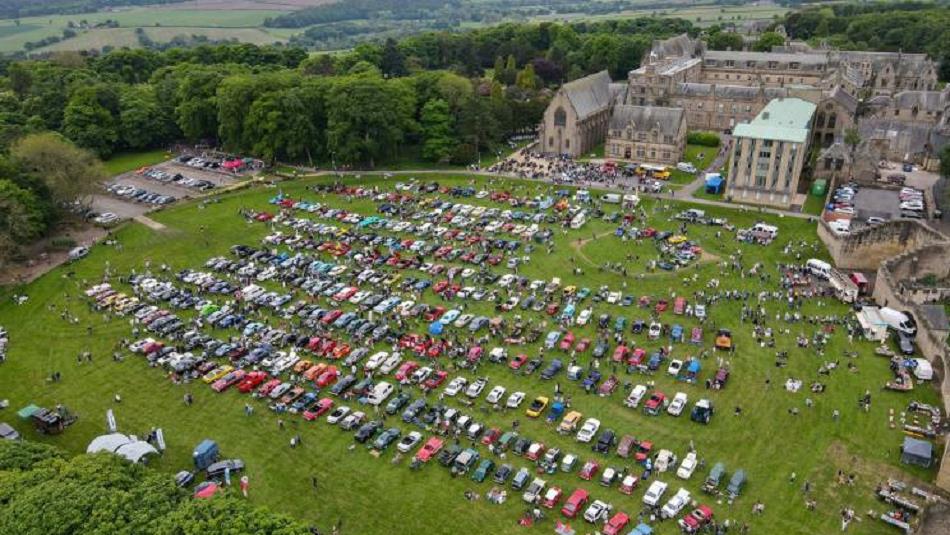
[575,418,601,443]
[624,384,648,408]
[410,366,432,384]
[378,353,402,374]
[667,359,683,376]
[643,480,668,506]
[326,406,351,425]
[655,449,677,472]
[444,376,467,396]
[523,478,546,503]
[486,385,507,404]
[397,431,423,453]
[677,452,697,480]
[465,377,488,398]
[583,500,612,523]
[453,314,474,328]
[648,321,662,339]
[661,488,691,519]
[668,392,688,416]
[576,309,592,326]
[506,391,526,408]
[694,304,706,319]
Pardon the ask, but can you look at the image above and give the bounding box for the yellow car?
[526,396,549,418]
[562,285,577,297]
[558,410,583,433]
[668,235,688,245]
[202,365,234,384]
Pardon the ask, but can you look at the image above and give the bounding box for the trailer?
[829,268,859,303]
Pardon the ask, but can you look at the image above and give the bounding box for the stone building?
[812,85,858,148]
[726,97,816,208]
[605,105,687,164]
[865,88,950,126]
[538,70,613,157]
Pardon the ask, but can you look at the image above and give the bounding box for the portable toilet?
[810,179,827,196]
[193,439,219,470]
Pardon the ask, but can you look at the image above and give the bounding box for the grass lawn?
[668,144,718,185]
[0,173,941,535]
[802,194,827,217]
[103,149,173,176]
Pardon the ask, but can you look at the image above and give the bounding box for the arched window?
[554,107,567,127]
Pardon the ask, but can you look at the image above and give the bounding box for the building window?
[827,114,836,129]
[638,132,646,141]
[755,174,767,187]
[650,150,656,159]
[725,60,735,68]
[790,62,800,70]
[565,139,570,149]
[637,148,645,157]
[662,151,670,160]
[746,61,756,68]
[554,108,567,127]
[663,135,673,144]
[549,137,554,147]
[768,61,778,69]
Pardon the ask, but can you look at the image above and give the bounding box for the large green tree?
[11,132,106,210]
[325,74,415,167]
[420,98,456,162]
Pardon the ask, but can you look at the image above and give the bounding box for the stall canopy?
[901,437,933,467]
[88,433,159,463]
[704,174,724,194]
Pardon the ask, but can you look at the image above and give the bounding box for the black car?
[593,429,616,454]
[512,437,532,456]
[206,459,245,478]
[523,358,543,375]
[354,420,382,443]
[330,374,357,396]
[386,392,411,415]
[438,444,462,466]
[493,463,513,484]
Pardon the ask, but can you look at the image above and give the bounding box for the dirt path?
[134,215,168,231]
[567,230,615,267]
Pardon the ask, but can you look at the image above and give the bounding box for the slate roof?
[561,70,612,121]
[609,105,685,137]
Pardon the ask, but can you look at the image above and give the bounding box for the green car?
[472,458,495,482]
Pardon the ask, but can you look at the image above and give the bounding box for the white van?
[367,381,394,405]
[570,213,586,229]
[68,246,89,261]
[751,223,778,238]
[622,194,640,207]
[575,190,590,202]
[879,307,917,337]
[806,259,832,280]
[600,193,621,204]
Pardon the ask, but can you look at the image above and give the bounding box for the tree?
[62,84,119,157]
[515,63,538,90]
[325,74,415,167]
[0,179,47,265]
[380,38,407,77]
[118,85,175,150]
[10,132,106,210]
[706,31,744,51]
[939,143,950,178]
[420,98,456,162]
[753,31,786,52]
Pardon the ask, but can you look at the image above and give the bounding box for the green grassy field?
[103,149,174,176]
[667,145,717,185]
[0,173,941,535]
[802,194,826,217]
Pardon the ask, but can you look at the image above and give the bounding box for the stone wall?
[872,239,950,490]
[817,219,948,271]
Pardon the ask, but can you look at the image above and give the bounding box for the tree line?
[781,1,950,80]
[0,439,313,534]
[0,0,188,20]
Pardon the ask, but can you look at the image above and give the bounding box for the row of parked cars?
[137,167,217,191]
[106,183,176,205]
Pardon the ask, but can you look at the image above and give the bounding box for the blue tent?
[631,523,654,535]
[428,321,444,336]
[705,174,724,194]
[687,360,701,375]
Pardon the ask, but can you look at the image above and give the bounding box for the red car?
[480,427,502,446]
[509,354,529,370]
[321,309,343,325]
[655,299,668,313]
[395,361,420,383]
[611,345,629,363]
[525,442,545,461]
[211,369,247,392]
[400,333,425,350]
[333,287,357,301]
[634,440,653,463]
[426,340,446,358]
[579,460,600,481]
[415,436,444,462]
[575,338,591,352]
[255,212,274,221]
[559,332,575,351]
[603,512,630,535]
[423,370,447,390]
[256,378,282,397]
[302,398,333,421]
[306,337,323,352]
[560,488,589,517]
[627,348,646,367]
[546,302,559,316]
[644,392,666,415]
[466,346,483,363]
[541,486,563,508]
[423,307,446,322]
[315,367,339,388]
[597,375,619,396]
[680,505,714,533]
[237,371,268,393]
[433,280,449,294]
